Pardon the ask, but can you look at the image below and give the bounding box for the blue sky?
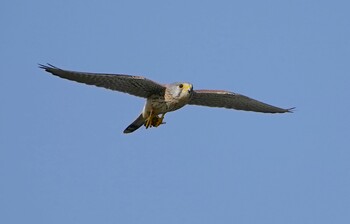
[1,0,349,223]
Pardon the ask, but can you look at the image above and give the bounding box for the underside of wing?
[188,90,294,113]
[39,64,166,98]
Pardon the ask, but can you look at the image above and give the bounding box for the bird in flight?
[39,64,294,134]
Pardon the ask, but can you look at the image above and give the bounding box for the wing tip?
[286,107,296,113]
[38,63,59,71]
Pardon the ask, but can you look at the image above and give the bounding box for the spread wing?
[189,90,294,113]
[39,64,166,98]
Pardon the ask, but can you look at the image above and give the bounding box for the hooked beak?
[183,84,193,94]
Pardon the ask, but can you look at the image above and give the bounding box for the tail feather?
[123,114,145,134]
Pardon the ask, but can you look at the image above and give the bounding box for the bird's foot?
[145,117,152,129]
[144,112,154,129]
[144,114,166,129]
[152,114,166,127]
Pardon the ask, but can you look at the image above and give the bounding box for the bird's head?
[168,82,193,99]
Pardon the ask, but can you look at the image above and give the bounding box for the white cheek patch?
[174,87,181,98]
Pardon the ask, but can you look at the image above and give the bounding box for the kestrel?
[39,64,294,134]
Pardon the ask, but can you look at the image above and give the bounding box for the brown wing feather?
[189,90,294,113]
[39,64,166,98]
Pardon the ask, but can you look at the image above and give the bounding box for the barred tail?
[123,114,145,134]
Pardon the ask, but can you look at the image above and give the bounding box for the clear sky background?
[1,0,349,223]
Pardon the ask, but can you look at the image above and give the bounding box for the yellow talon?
[144,111,155,129]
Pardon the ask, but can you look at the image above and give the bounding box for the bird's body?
[144,83,193,116]
[125,83,193,133]
[39,64,294,134]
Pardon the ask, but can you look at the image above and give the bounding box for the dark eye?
[179,84,183,88]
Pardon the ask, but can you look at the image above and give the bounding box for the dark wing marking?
[188,90,294,113]
[39,64,166,98]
